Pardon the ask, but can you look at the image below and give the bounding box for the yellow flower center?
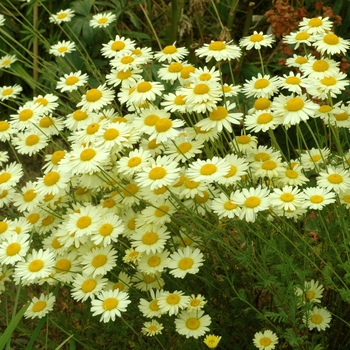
[343,195,350,203]
[181,66,195,79]
[150,300,160,311]
[6,242,21,256]
[154,186,167,194]
[117,70,132,80]
[295,56,308,64]
[178,142,192,153]
[40,116,53,128]
[178,257,194,270]
[42,215,54,227]
[225,165,237,178]
[58,46,68,53]
[154,205,169,217]
[73,110,87,121]
[103,297,118,310]
[200,163,217,175]
[144,114,160,126]
[132,48,142,55]
[321,76,336,86]
[57,13,68,19]
[310,314,323,324]
[113,282,124,291]
[334,112,348,121]
[259,337,272,346]
[186,318,200,330]
[23,189,37,202]
[148,256,161,267]
[309,17,322,27]
[313,60,329,72]
[319,105,332,113]
[77,216,91,229]
[254,97,271,110]
[0,190,8,199]
[0,121,9,132]
[281,193,294,202]
[245,196,261,208]
[99,223,113,236]
[65,76,79,85]
[166,294,180,304]
[142,232,158,245]
[19,109,33,121]
[51,150,65,165]
[155,118,172,132]
[210,106,228,121]
[112,41,125,51]
[128,156,142,168]
[224,200,238,210]
[257,113,273,124]
[97,17,108,24]
[128,218,135,230]
[28,259,44,272]
[87,123,99,134]
[208,41,226,51]
[0,172,11,184]
[311,154,321,162]
[163,45,177,54]
[44,171,60,186]
[295,32,310,40]
[55,259,71,273]
[328,173,343,184]
[250,33,264,42]
[174,95,186,105]
[104,128,119,140]
[2,88,13,96]
[286,169,298,179]
[262,160,277,170]
[306,290,315,300]
[35,97,48,106]
[184,179,199,189]
[92,254,107,267]
[254,78,270,89]
[195,191,209,204]
[193,83,210,94]
[286,76,301,85]
[25,134,39,146]
[27,213,40,225]
[143,274,157,283]
[86,89,102,102]
[80,148,96,161]
[137,81,152,92]
[123,183,139,196]
[121,55,134,64]
[0,221,8,233]
[190,299,201,307]
[168,62,183,72]
[32,301,47,312]
[323,33,339,45]
[310,195,324,203]
[2,59,11,66]
[149,167,166,180]
[82,279,97,292]
[285,97,304,111]
[237,135,251,144]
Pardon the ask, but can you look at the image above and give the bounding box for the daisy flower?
[135,155,180,190]
[242,73,280,98]
[298,16,332,34]
[0,162,23,191]
[175,310,211,339]
[0,120,16,142]
[271,93,318,126]
[14,248,55,284]
[244,110,281,133]
[295,279,324,304]
[138,289,164,318]
[77,84,115,112]
[328,103,350,128]
[71,274,108,302]
[137,200,175,225]
[128,80,164,104]
[317,166,350,193]
[300,186,336,210]
[0,151,9,166]
[251,156,285,179]
[130,46,154,64]
[49,40,76,57]
[0,234,30,265]
[168,246,204,279]
[63,109,99,131]
[56,71,89,92]
[278,72,307,95]
[249,97,272,113]
[131,271,164,291]
[0,14,5,26]
[186,157,231,183]
[230,134,258,154]
[117,147,151,178]
[235,186,270,222]
[131,225,171,254]
[106,67,143,88]
[100,35,135,58]
[303,306,331,331]
[189,65,221,83]
[300,147,330,171]
[283,30,315,49]
[80,245,118,277]
[91,213,124,247]
[165,136,203,163]
[277,163,309,187]
[53,251,80,283]
[91,289,131,322]
[141,319,164,337]
[95,121,131,151]
[203,334,222,349]
[89,12,116,28]
[109,53,145,72]
[12,131,49,156]
[10,101,44,131]
[24,293,56,319]
[0,84,22,101]
[285,54,312,68]
[195,40,241,62]
[195,103,242,133]
[158,61,186,83]
[313,32,350,55]
[269,185,303,211]
[300,56,340,79]
[187,294,207,312]
[211,191,242,219]
[109,271,132,293]
[49,9,75,24]
[12,181,41,212]
[137,249,171,275]
[154,43,189,63]
[0,54,17,69]
[158,290,190,316]
[339,190,350,208]
[35,170,70,196]
[253,330,278,350]
[240,31,275,50]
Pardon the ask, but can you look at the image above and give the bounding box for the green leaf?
[71,0,95,17]
[25,316,47,350]
[0,302,30,350]
[11,62,36,89]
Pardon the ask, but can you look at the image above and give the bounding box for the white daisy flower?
[89,12,116,28]
[56,71,89,92]
[303,306,331,331]
[49,40,76,57]
[175,310,211,339]
[240,31,275,50]
[195,40,241,62]
[49,9,75,24]
[154,43,189,63]
[24,293,56,319]
[77,84,115,112]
